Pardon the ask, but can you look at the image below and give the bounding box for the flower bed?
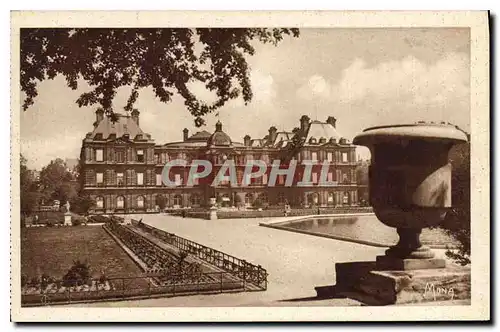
[21,275,244,306]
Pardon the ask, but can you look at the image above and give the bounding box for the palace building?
[80,109,360,214]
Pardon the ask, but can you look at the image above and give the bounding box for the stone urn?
[353,122,468,269]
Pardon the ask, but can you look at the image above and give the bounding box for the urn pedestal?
[64,212,72,226]
[208,197,218,220]
[316,123,471,305]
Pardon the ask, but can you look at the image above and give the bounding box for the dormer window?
[94,133,103,140]
[137,149,144,162]
[108,133,116,140]
[309,137,317,144]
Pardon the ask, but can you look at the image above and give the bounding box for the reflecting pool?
[272,215,457,248]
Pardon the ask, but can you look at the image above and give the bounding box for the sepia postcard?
[10,10,490,322]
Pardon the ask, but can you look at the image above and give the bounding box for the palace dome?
[207,121,233,147]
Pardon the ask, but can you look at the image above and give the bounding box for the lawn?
[21,226,144,280]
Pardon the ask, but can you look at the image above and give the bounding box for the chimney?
[131,109,140,126]
[183,128,189,141]
[300,115,310,133]
[244,135,251,147]
[326,116,337,128]
[268,126,278,144]
[94,108,104,127]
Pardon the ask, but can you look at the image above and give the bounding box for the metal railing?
[21,271,244,307]
[132,221,268,290]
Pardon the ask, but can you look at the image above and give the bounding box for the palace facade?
[80,109,360,214]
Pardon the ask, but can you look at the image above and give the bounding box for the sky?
[20,28,470,170]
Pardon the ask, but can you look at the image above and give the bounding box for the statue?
[65,201,71,213]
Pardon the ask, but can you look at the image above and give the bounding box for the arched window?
[96,196,104,209]
[312,193,319,204]
[245,193,253,206]
[137,195,145,208]
[174,194,183,207]
[116,196,125,209]
[259,193,269,204]
[277,192,286,205]
[343,192,349,204]
[191,194,201,206]
[328,192,334,205]
[155,194,168,210]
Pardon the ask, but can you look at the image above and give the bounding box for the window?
[136,196,144,208]
[245,193,252,206]
[342,152,348,163]
[191,194,201,206]
[277,192,286,204]
[311,152,318,161]
[154,154,159,164]
[312,172,318,184]
[327,172,333,182]
[175,174,182,186]
[343,192,349,204]
[96,173,103,185]
[278,175,285,185]
[328,192,334,204]
[115,150,125,163]
[312,193,319,204]
[259,193,269,204]
[116,196,125,209]
[96,196,104,209]
[117,173,124,186]
[137,149,144,162]
[343,173,348,184]
[137,173,144,185]
[174,194,182,207]
[95,149,103,162]
[327,152,333,162]
[156,173,162,186]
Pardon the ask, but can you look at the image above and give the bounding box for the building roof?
[207,121,233,147]
[250,139,265,147]
[304,120,343,144]
[90,114,151,141]
[162,141,208,148]
[188,130,212,141]
[266,131,293,147]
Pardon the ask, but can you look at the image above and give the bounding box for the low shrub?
[21,274,28,288]
[72,218,82,226]
[62,260,91,287]
[45,219,58,227]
